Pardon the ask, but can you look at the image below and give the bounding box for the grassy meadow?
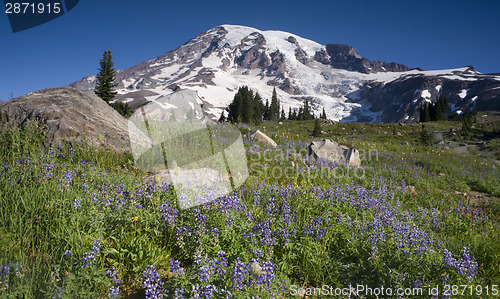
[0,117,499,298]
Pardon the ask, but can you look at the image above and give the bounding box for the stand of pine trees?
[225,86,329,124]
[288,98,318,121]
[226,86,265,124]
[419,95,449,122]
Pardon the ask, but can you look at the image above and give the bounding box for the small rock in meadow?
[250,262,264,279]
[406,185,416,194]
[247,130,277,148]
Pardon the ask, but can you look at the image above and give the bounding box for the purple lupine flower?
[191,284,201,299]
[200,284,217,298]
[199,262,214,283]
[194,250,203,265]
[82,238,101,268]
[160,200,178,226]
[142,265,165,299]
[174,288,185,299]
[215,251,228,276]
[74,198,82,210]
[0,263,12,289]
[106,268,121,298]
[255,261,275,290]
[169,259,183,275]
[231,258,247,291]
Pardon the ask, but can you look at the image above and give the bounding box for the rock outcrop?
[308,139,361,166]
[247,130,277,148]
[0,86,149,152]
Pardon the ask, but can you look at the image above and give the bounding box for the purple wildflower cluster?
[82,238,102,268]
[169,259,183,275]
[442,247,478,282]
[254,261,276,291]
[160,200,178,226]
[0,263,12,290]
[303,216,328,242]
[142,265,165,299]
[106,268,121,298]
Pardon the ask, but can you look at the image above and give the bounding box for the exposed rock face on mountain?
[70,25,500,123]
[356,67,500,123]
[321,44,412,74]
[0,87,149,151]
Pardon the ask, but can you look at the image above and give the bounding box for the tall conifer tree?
[95,50,117,103]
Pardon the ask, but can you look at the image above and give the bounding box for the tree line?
[418,95,479,136]
[418,95,449,122]
[221,86,327,124]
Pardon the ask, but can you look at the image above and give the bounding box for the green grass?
[0,119,499,298]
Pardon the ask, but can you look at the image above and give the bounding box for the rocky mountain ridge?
[70,25,500,123]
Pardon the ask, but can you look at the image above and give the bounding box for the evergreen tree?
[435,95,449,121]
[227,86,264,124]
[420,103,431,122]
[218,111,226,123]
[228,91,243,123]
[419,124,434,146]
[298,107,303,120]
[170,109,177,122]
[269,87,280,121]
[95,50,117,103]
[312,119,322,137]
[460,111,474,136]
[280,107,286,121]
[420,96,449,122]
[264,99,270,120]
[288,107,293,120]
[111,102,132,117]
[240,86,253,123]
[292,109,297,120]
[252,92,264,125]
[321,107,327,119]
[300,99,314,120]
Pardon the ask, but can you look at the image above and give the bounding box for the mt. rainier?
[71,25,500,123]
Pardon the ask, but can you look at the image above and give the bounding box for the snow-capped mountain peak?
[71,25,500,123]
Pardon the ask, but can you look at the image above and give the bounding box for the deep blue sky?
[1,0,499,100]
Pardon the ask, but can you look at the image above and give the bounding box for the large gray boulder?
[308,139,361,166]
[0,86,150,152]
